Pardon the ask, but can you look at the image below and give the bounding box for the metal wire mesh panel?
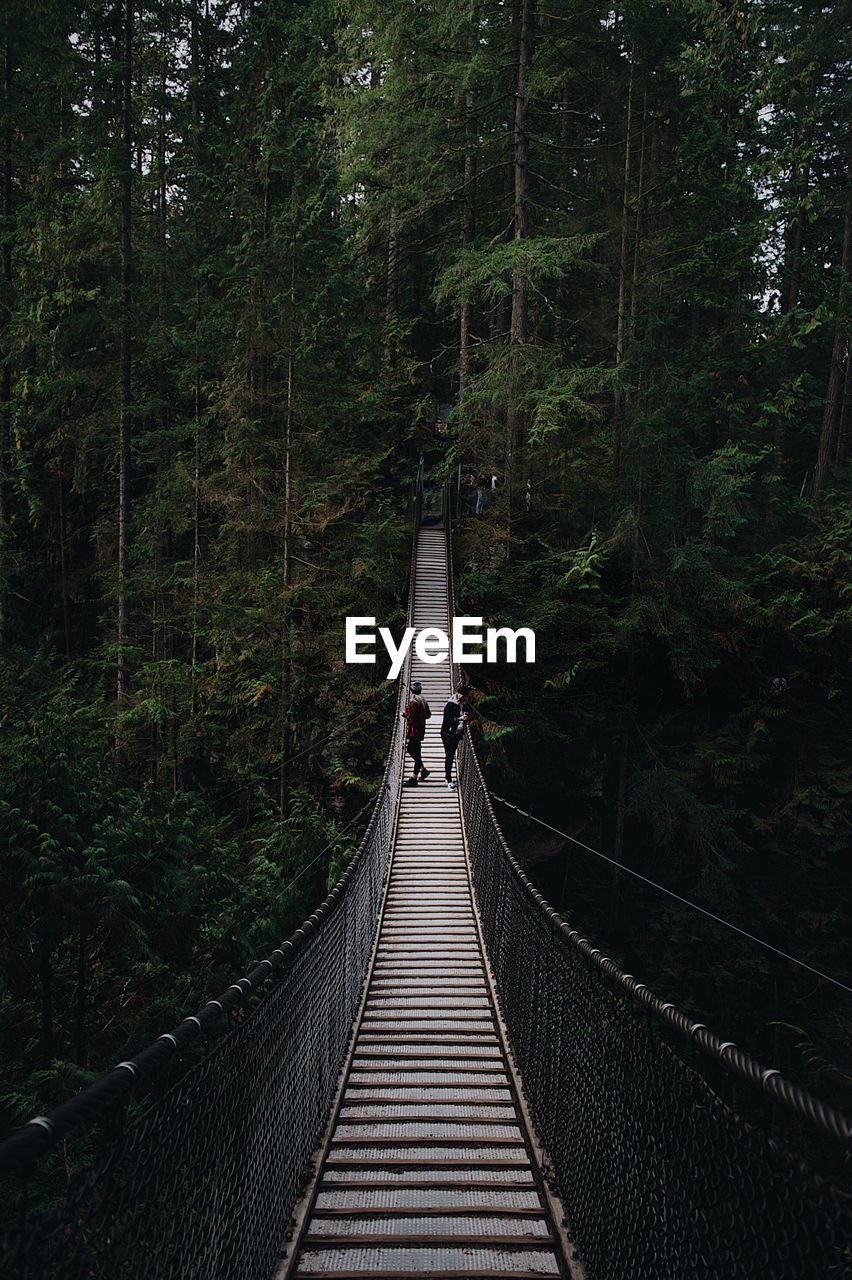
[0,468,427,1280]
[1,747,399,1280]
[457,739,852,1280]
[0,476,435,1280]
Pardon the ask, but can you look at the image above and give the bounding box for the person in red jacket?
[402,681,431,786]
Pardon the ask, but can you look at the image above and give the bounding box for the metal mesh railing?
[445,497,852,1279]
[458,744,852,1276]
[5,472,851,1280]
[0,480,422,1280]
[1,763,404,1280]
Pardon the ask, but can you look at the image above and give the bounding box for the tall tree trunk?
[553,79,571,350]
[149,31,168,786]
[784,161,808,315]
[116,0,133,710]
[459,89,476,402]
[509,0,532,340]
[628,88,646,343]
[1,30,12,646]
[626,88,646,418]
[280,249,295,816]
[190,2,201,719]
[191,302,201,718]
[612,59,634,485]
[506,0,533,549]
[777,139,809,464]
[191,319,201,718]
[383,205,399,367]
[814,159,851,498]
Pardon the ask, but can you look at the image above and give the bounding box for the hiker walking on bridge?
[441,683,474,790]
[402,680,431,785]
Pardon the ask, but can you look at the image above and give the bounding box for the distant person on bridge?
[441,684,475,790]
[462,472,476,515]
[402,681,431,786]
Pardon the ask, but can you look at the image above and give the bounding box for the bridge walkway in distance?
[288,522,570,1279]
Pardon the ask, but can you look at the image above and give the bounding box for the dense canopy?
[0,0,849,1136]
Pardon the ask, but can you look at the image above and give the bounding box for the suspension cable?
[489,792,852,999]
[270,793,381,905]
[212,789,384,948]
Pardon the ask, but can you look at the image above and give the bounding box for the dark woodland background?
[1,0,850,1137]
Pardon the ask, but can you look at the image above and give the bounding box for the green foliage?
[0,0,850,1133]
[0,0,412,1129]
[434,235,606,308]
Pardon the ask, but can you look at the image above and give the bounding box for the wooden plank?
[286,525,567,1280]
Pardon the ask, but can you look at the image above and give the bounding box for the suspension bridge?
[1,478,850,1279]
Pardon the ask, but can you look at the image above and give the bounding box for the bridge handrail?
[444,487,852,1278]
[0,470,424,1180]
[0,785,391,1177]
[464,752,852,1145]
[442,486,850,1147]
[0,469,422,1278]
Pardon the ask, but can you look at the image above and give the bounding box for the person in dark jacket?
[402,681,431,786]
[440,684,474,790]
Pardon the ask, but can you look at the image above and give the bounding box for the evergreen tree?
[0,0,849,1130]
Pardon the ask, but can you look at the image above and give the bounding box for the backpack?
[405,696,431,739]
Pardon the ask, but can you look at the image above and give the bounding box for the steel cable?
[490,792,852,998]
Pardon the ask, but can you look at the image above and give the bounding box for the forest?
[0,0,850,1146]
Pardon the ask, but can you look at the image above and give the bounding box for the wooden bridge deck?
[290,524,566,1278]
